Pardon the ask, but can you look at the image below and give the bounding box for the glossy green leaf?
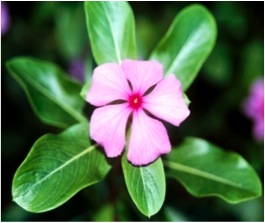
[150,4,217,91]
[55,3,87,60]
[84,1,137,64]
[6,57,86,128]
[80,80,91,101]
[165,137,262,203]
[12,122,111,212]
[122,155,165,217]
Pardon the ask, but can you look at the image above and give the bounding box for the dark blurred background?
[1,1,264,221]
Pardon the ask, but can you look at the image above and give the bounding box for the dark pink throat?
[128,93,142,110]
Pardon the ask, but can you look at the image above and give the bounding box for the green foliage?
[92,203,114,221]
[150,4,217,91]
[241,40,264,86]
[165,137,262,203]
[84,1,137,64]
[4,2,262,221]
[202,42,232,86]
[12,122,111,212]
[122,155,165,218]
[80,80,91,100]
[55,4,88,60]
[6,57,86,128]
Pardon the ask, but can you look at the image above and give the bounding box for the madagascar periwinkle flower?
[86,59,190,165]
[244,79,264,142]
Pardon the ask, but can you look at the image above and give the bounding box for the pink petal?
[87,63,131,106]
[127,109,171,165]
[253,120,264,142]
[244,79,264,120]
[121,59,163,95]
[90,103,131,157]
[143,75,190,126]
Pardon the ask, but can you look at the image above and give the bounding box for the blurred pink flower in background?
[244,79,264,142]
[68,59,85,83]
[86,59,190,165]
[1,2,10,35]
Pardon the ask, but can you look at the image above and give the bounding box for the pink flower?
[244,79,264,142]
[68,59,85,83]
[1,2,10,36]
[86,59,190,165]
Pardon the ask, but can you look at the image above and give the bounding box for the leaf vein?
[18,67,85,123]
[20,145,96,198]
[164,161,240,188]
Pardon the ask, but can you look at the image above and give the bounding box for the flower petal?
[253,120,264,142]
[87,63,131,106]
[128,109,171,166]
[143,75,190,126]
[90,104,131,157]
[244,79,264,120]
[121,59,163,95]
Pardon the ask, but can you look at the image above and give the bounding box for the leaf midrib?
[12,64,85,123]
[16,145,96,198]
[164,160,245,189]
[165,23,206,75]
[139,167,149,213]
[101,2,121,63]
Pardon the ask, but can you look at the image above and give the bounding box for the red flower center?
[128,93,142,110]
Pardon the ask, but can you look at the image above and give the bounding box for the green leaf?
[92,203,114,221]
[164,206,188,221]
[12,122,111,213]
[183,93,191,106]
[165,137,262,204]
[55,3,88,60]
[84,1,137,64]
[150,4,217,91]
[80,80,91,101]
[122,155,166,218]
[6,57,86,128]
